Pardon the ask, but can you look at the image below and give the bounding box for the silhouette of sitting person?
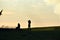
[16,23,20,30]
[28,20,31,31]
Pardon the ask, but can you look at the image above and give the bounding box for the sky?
[0,0,60,28]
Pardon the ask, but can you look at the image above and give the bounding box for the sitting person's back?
[16,23,20,30]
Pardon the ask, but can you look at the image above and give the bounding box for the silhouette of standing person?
[28,20,31,31]
[16,23,20,30]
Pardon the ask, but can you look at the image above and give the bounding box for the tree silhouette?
[0,9,3,16]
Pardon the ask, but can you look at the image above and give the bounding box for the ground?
[0,26,60,40]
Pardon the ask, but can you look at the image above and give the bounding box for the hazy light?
[54,3,60,15]
[0,0,60,28]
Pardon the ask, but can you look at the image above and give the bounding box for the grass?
[0,26,60,40]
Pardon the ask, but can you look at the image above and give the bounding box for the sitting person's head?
[18,23,20,27]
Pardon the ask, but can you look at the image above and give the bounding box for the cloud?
[44,0,60,6]
[54,3,60,15]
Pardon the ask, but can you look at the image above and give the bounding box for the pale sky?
[0,0,60,28]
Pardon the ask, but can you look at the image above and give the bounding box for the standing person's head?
[28,20,31,24]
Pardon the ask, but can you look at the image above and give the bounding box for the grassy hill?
[0,26,60,40]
